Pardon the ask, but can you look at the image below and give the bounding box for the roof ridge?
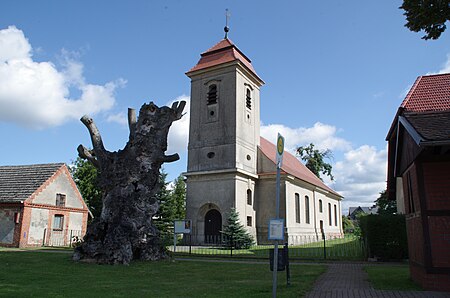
[0,162,65,168]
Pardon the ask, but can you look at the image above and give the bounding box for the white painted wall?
[33,172,83,208]
[28,208,49,245]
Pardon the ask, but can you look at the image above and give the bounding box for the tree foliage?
[342,215,355,234]
[400,0,450,40]
[70,157,103,219]
[297,143,334,181]
[375,189,397,215]
[221,208,255,249]
[153,171,186,244]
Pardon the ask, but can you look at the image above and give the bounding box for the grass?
[364,265,423,291]
[0,251,326,297]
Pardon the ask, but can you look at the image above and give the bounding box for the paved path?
[305,263,450,298]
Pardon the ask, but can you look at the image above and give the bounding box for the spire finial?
[224,9,230,39]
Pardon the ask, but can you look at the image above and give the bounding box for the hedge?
[358,214,408,260]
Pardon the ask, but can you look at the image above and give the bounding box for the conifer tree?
[221,208,254,249]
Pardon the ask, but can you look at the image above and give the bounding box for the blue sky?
[1,1,449,213]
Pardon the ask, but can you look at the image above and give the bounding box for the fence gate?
[43,229,83,247]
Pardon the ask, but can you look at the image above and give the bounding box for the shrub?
[358,214,408,260]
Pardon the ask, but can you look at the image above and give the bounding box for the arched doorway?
[204,209,222,243]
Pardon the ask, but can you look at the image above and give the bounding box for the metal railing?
[42,229,84,247]
[168,234,365,260]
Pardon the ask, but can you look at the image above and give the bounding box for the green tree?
[221,208,255,249]
[400,0,450,40]
[153,170,173,243]
[153,171,187,244]
[297,143,334,181]
[70,157,103,219]
[375,189,397,215]
[171,174,186,220]
[342,215,355,234]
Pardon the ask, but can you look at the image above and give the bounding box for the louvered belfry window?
[246,88,251,110]
[207,84,217,105]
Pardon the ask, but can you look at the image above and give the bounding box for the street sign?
[174,220,191,234]
[276,133,285,167]
[268,219,284,240]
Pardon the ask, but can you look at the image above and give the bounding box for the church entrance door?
[204,209,222,244]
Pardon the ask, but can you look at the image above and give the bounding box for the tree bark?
[73,101,186,264]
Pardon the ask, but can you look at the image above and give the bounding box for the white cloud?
[166,95,190,155]
[437,53,450,74]
[106,112,128,126]
[331,145,387,214]
[260,121,386,213]
[0,26,125,129]
[426,53,450,75]
[260,122,352,155]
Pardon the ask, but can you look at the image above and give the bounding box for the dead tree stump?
[73,101,186,264]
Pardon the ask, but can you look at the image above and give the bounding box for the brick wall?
[404,161,450,292]
[423,161,450,210]
[0,205,23,247]
[410,262,450,292]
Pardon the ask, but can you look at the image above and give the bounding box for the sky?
[1,1,449,214]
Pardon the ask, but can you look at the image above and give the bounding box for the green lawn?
[0,251,326,297]
[364,265,423,291]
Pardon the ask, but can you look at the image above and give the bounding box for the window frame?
[53,214,64,231]
[295,193,300,223]
[305,196,310,224]
[56,193,66,207]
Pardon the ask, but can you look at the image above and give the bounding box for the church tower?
[185,37,264,243]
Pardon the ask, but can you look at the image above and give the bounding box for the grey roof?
[348,206,378,216]
[404,111,450,144]
[0,163,65,203]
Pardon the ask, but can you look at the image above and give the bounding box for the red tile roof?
[258,137,341,197]
[186,38,263,83]
[401,73,450,112]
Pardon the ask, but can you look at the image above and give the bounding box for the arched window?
[305,196,310,224]
[247,189,252,205]
[246,88,252,110]
[328,203,332,226]
[207,84,217,105]
[334,204,338,226]
[295,193,300,223]
[319,199,323,213]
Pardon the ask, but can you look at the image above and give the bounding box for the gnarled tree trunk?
[73,101,186,264]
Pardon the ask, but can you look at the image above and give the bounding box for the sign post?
[272,133,285,298]
[173,220,191,253]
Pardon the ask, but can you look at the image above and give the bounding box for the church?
[184,34,343,245]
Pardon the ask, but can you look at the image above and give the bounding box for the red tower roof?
[186,38,263,84]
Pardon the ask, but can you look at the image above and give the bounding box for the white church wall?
[234,175,257,239]
[185,172,237,244]
[254,177,279,244]
[314,190,343,238]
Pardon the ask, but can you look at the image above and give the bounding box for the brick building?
[0,163,89,247]
[386,73,450,291]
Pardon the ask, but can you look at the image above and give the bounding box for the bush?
[358,214,408,260]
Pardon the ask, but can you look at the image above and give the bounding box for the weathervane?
[224,9,230,39]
